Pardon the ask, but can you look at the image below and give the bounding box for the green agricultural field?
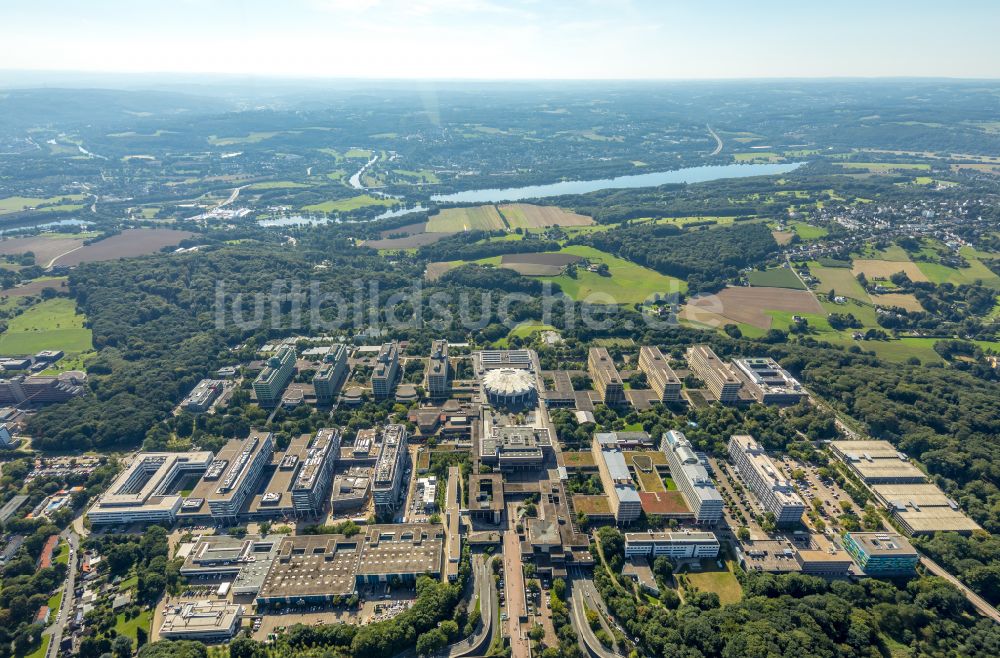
[855,243,911,262]
[303,194,396,213]
[345,148,373,158]
[789,221,828,239]
[0,194,87,215]
[747,267,805,289]
[914,248,1000,289]
[247,181,311,190]
[839,162,931,172]
[0,298,92,355]
[393,169,441,184]
[426,205,506,232]
[809,262,870,302]
[208,131,280,146]
[539,245,686,304]
[734,152,780,163]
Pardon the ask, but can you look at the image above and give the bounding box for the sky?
[1,0,998,80]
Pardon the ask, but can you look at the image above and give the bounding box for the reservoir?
[430,162,803,204]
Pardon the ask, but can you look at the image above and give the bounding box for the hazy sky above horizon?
[2,0,998,79]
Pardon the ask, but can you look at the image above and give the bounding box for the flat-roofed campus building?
[687,345,742,403]
[728,434,805,526]
[594,431,653,450]
[871,483,983,536]
[469,473,504,524]
[331,467,372,512]
[588,347,625,406]
[87,451,214,526]
[638,346,681,402]
[624,530,720,558]
[373,424,407,513]
[248,428,340,519]
[592,434,642,525]
[479,426,552,471]
[660,430,723,524]
[830,440,926,484]
[292,427,341,515]
[159,601,244,642]
[371,342,400,399]
[253,346,295,408]
[255,524,444,606]
[181,431,274,523]
[181,379,224,413]
[731,357,806,404]
[478,349,532,371]
[842,532,919,576]
[313,344,349,405]
[180,535,281,596]
[427,340,449,398]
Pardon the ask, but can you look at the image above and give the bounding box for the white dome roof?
[482,368,536,398]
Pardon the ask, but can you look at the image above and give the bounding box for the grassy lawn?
[0,297,92,355]
[115,609,152,642]
[539,245,686,304]
[747,267,805,289]
[663,476,678,491]
[808,262,870,302]
[303,194,396,213]
[684,559,742,605]
[345,148,373,158]
[25,636,50,658]
[508,322,556,339]
[55,541,70,565]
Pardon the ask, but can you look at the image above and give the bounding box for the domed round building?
[482,368,537,406]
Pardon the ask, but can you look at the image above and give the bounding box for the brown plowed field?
[681,286,823,330]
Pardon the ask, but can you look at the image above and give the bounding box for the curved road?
[569,577,624,658]
[449,555,497,657]
[707,124,723,156]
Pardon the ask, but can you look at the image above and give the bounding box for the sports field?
[539,245,687,304]
[426,205,506,232]
[498,204,594,229]
[747,267,805,289]
[0,297,92,355]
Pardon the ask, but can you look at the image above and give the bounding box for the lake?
[430,162,803,204]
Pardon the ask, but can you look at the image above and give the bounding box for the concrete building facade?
[638,346,681,402]
[687,345,742,403]
[427,340,449,398]
[728,434,805,526]
[661,430,724,524]
[253,346,295,408]
[588,347,625,406]
[371,342,400,399]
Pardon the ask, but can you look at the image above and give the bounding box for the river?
[430,162,803,204]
